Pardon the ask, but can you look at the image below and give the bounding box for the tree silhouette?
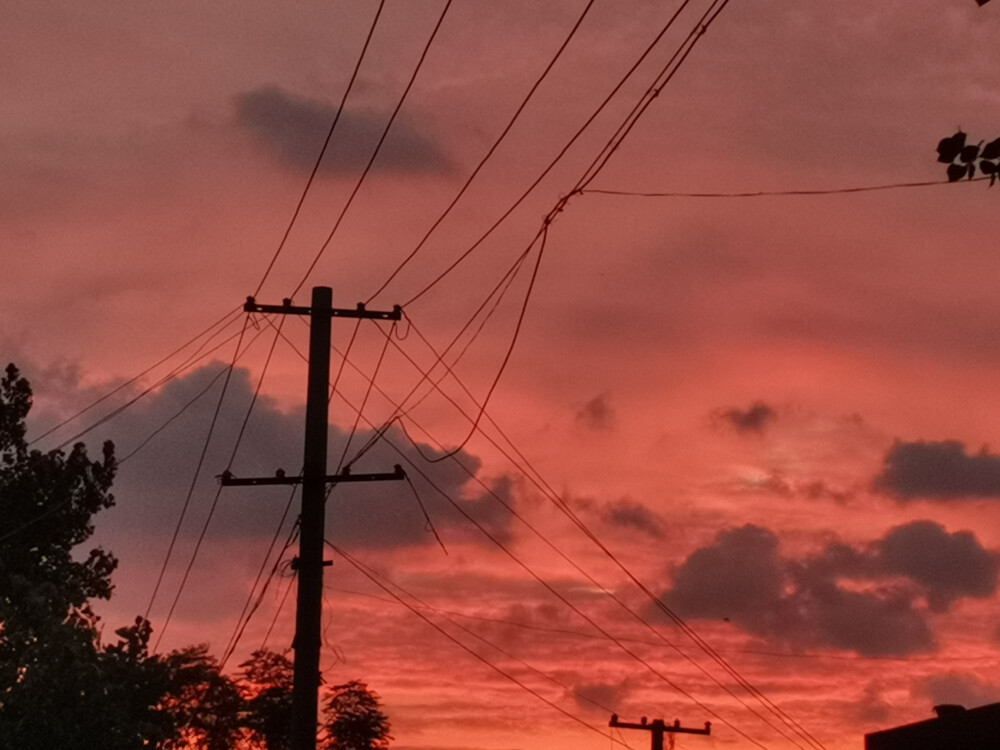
[321,680,392,750]
[0,363,130,749]
[239,649,295,750]
[0,364,243,748]
[0,364,393,748]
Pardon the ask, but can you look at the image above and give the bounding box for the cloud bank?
[874,440,1000,500]
[716,401,777,434]
[234,85,451,176]
[653,522,998,657]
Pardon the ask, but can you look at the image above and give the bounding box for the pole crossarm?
[218,466,406,486]
[244,296,401,321]
[610,714,711,750]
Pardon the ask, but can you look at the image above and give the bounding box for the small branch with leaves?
[937,131,1000,184]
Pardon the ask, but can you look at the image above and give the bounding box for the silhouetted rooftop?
[865,702,1000,750]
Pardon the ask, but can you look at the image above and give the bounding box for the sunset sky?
[4,1,1000,749]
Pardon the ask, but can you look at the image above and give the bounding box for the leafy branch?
[937,131,1000,184]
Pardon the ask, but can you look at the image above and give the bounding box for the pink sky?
[4,1,1000,748]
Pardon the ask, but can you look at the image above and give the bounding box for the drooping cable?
[220,489,300,668]
[28,305,241,448]
[260,538,300,652]
[365,0,599,303]
[581,177,979,199]
[343,243,535,468]
[402,0,697,306]
[144,315,253,628]
[329,543,636,750]
[402,472,447,554]
[573,0,732,194]
[401,223,548,465]
[259,311,815,747]
[46,313,246,453]
[252,0,388,297]
[289,0,455,299]
[151,316,286,650]
[321,305,821,748]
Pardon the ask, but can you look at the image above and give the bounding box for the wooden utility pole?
[610,714,711,750]
[221,286,403,750]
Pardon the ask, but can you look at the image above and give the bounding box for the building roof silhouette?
[865,703,1000,750]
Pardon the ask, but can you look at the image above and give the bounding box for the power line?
[326,309,822,748]
[144,316,253,633]
[152,316,289,651]
[260,309,807,747]
[572,0,732,194]
[220,490,299,668]
[408,224,548,465]
[289,0,455,299]
[342,244,537,469]
[117,364,231,465]
[32,307,244,451]
[365,6,821,736]
[402,0,699,306]
[324,399,774,748]
[325,12,824,723]
[581,177,983,199]
[333,319,394,475]
[277,246,816,748]
[329,542,637,750]
[253,0,388,298]
[366,0,600,303]
[261,551,299,652]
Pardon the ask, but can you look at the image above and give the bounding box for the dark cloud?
[873,440,1000,500]
[234,85,451,175]
[576,392,615,430]
[717,401,777,434]
[877,521,998,612]
[76,363,514,554]
[802,581,934,656]
[653,521,998,657]
[913,673,1000,709]
[662,525,786,629]
[567,678,631,715]
[599,499,664,539]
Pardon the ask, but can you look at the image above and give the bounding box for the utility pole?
[221,286,403,750]
[610,714,711,750]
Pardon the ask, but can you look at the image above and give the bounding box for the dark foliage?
[937,131,1000,185]
[0,364,392,748]
[321,680,392,750]
[0,363,131,748]
[239,649,295,750]
[0,364,246,748]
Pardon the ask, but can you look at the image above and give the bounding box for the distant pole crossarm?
[610,714,711,750]
[244,295,402,321]
[219,465,406,487]
[222,287,402,750]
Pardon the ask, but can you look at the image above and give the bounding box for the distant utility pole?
[610,714,711,750]
[221,286,404,750]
